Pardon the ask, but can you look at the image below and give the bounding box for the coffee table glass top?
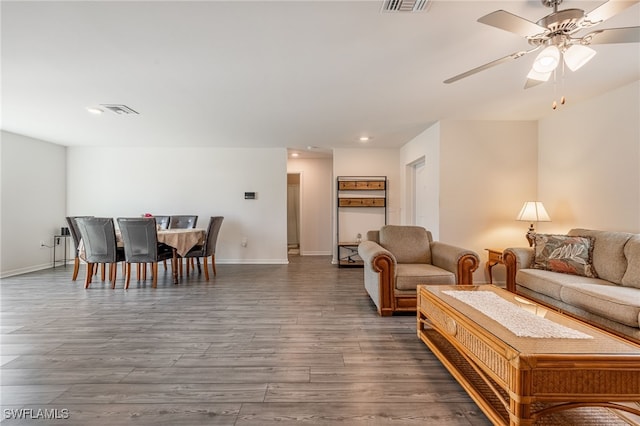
[421,285,640,355]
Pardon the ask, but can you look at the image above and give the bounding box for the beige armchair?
[358,225,480,316]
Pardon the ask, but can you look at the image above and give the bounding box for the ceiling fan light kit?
[563,44,597,71]
[532,45,560,73]
[443,0,640,87]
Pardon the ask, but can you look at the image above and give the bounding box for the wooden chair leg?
[125,263,131,289]
[110,263,117,288]
[212,254,217,277]
[152,262,158,288]
[142,263,147,280]
[72,257,80,281]
[84,263,93,289]
[203,257,209,281]
[100,263,106,281]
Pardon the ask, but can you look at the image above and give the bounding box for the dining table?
[79,228,206,285]
[157,228,206,284]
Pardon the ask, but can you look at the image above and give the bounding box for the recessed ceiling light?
[291,152,299,158]
[359,136,372,142]
[86,107,104,114]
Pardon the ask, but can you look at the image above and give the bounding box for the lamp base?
[525,223,536,247]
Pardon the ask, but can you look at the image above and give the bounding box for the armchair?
[358,225,480,316]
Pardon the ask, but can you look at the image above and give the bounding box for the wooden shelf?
[336,176,387,268]
[338,180,386,190]
[338,198,385,207]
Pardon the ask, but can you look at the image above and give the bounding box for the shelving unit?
[336,176,387,267]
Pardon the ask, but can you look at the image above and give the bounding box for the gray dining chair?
[66,215,93,281]
[117,217,173,289]
[75,217,124,289]
[154,215,171,230]
[183,216,224,280]
[153,215,171,270]
[169,215,198,229]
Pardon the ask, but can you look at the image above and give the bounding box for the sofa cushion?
[621,235,640,289]
[379,225,432,264]
[568,228,633,284]
[560,282,640,328]
[395,264,454,290]
[516,268,601,301]
[531,234,597,278]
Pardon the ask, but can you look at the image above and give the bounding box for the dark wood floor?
[0,256,490,425]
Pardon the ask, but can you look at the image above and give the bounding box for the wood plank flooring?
[0,256,489,425]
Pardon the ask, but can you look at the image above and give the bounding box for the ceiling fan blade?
[443,48,538,84]
[583,26,640,44]
[478,10,548,38]
[584,0,640,26]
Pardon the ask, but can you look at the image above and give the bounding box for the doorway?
[406,157,426,226]
[287,173,301,256]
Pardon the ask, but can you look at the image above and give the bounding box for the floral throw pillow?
[531,234,598,278]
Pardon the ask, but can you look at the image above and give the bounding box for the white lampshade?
[526,67,552,82]
[563,44,597,72]
[516,201,551,222]
[532,45,560,73]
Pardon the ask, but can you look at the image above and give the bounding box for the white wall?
[400,120,538,283]
[538,80,640,233]
[332,148,400,262]
[287,157,333,255]
[399,122,440,236]
[1,131,67,276]
[67,146,289,264]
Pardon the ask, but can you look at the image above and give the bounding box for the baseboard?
[1,263,52,279]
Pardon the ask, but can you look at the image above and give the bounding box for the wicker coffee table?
[417,285,640,426]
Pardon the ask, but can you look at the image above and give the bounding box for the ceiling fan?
[444,0,640,88]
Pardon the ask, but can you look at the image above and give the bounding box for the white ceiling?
[2,0,639,156]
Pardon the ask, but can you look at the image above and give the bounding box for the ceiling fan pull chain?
[552,69,558,110]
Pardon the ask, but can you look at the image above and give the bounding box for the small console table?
[53,234,70,268]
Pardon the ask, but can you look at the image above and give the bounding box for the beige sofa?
[358,225,479,316]
[504,228,640,344]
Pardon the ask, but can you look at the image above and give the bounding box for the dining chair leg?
[125,263,131,289]
[212,254,217,277]
[152,262,158,288]
[100,263,106,281]
[110,263,117,288]
[72,257,80,281]
[84,263,93,289]
[203,257,209,281]
[142,263,147,280]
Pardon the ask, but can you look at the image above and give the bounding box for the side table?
[53,234,70,268]
[484,248,503,284]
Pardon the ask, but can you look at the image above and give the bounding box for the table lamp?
[516,201,551,247]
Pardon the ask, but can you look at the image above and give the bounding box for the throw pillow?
[531,234,598,278]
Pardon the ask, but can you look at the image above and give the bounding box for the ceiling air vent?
[100,104,139,115]
[382,0,430,12]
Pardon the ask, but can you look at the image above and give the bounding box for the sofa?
[358,225,480,316]
[503,228,640,344]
